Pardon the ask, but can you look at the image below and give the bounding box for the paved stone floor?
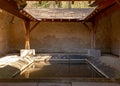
[0,82,119,86]
[98,55,120,71]
[92,54,120,78]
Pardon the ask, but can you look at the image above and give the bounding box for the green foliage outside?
[26,1,91,8]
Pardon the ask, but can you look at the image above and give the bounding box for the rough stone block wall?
[0,9,12,56]
[95,16,111,53]
[0,8,120,55]
[9,17,25,53]
[9,20,92,53]
[111,10,120,56]
[30,22,91,53]
[96,10,120,56]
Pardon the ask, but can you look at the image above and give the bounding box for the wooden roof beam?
[98,0,115,10]
[84,0,116,22]
[26,0,94,1]
[0,0,36,21]
[30,21,40,32]
[0,0,30,20]
[115,0,120,6]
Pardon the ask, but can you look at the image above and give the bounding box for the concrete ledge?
[20,49,35,57]
[88,49,101,57]
[0,56,34,78]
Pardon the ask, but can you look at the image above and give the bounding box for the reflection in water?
[15,60,104,79]
[0,9,3,13]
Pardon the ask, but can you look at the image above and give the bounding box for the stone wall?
[96,10,120,56]
[0,8,120,55]
[30,22,91,53]
[0,9,12,56]
[95,15,111,53]
[111,10,120,56]
[9,17,25,53]
[9,20,92,53]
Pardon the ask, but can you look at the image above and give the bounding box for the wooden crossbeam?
[98,0,115,10]
[30,21,40,32]
[81,23,91,31]
[0,0,29,20]
[26,0,94,1]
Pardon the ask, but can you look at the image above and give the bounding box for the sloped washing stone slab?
[0,56,34,78]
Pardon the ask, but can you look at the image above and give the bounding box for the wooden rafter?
[98,0,115,10]
[0,0,36,21]
[0,0,29,20]
[20,10,37,21]
[26,0,94,1]
[115,0,120,6]
[88,0,92,3]
[95,3,120,21]
[84,0,116,22]
[81,22,91,31]
[10,16,15,23]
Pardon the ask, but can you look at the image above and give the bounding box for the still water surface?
[15,60,104,79]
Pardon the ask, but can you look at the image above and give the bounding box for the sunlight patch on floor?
[0,55,19,67]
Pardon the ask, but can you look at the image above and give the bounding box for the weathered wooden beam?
[24,20,31,49]
[115,0,120,6]
[72,0,74,4]
[20,10,37,21]
[14,0,27,10]
[81,22,91,31]
[30,21,40,32]
[84,0,116,22]
[98,0,115,10]
[39,0,42,4]
[0,0,29,20]
[55,0,58,4]
[10,16,15,23]
[94,3,120,22]
[91,20,98,49]
[88,0,92,4]
[26,0,94,1]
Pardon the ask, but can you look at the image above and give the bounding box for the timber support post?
[24,20,30,49]
[91,20,97,49]
[89,20,101,57]
[20,20,35,57]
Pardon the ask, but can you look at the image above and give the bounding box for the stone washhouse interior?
[0,0,120,86]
